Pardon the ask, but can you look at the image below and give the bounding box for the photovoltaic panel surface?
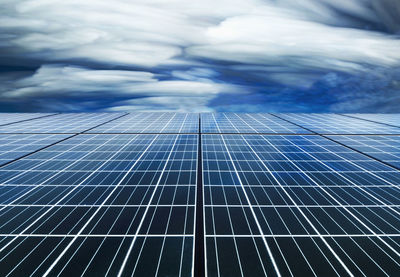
[0,134,196,276]
[0,134,69,166]
[0,113,125,133]
[0,112,399,277]
[87,113,198,133]
[203,134,400,276]
[328,135,400,169]
[201,113,310,134]
[277,113,400,134]
[0,113,56,126]
[343,113,400,128]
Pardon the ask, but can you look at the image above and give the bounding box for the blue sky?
[0,0,400,112]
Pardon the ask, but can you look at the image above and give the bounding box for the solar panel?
[0,134,69,166]
[327,135,400,169]
[344,113,400,128]
[0,113,125,133]
[0,133,196,276]
[203,134,400,276]
[277,113,400,134]
[0,113,56,126]
[0,112,399,276]
[87,113,198,133]
[201,113,310,134]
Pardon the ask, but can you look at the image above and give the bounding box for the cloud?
[269,0,400,33]
[4,0,399,71]
[188,11,400,72]
[1,65,155,98]
[106,96,215,112]
[0,64,239,111]
[0,0,400,112]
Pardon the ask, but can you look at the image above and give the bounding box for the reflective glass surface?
[0,112,399,276]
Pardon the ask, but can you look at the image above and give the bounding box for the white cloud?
[3,0,399,70]
[2,65,155,98]
[1,0,400,111]
[188,11,400,73]
[1,64,239,111]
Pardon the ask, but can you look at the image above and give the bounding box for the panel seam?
[194,113,205,277]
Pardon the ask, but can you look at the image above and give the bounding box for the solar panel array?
[0,112,399,277]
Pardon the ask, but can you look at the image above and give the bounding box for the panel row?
[329,135,400,168]
[278,113,400,134]
[0,113,400,134]
[0,236,193,277]
[0,134,69,165]
[201,113,309,134]
[346,113,400,127]
[0,113,125,133]
[87,112,199,133]
[0,113,56,125]
[206,236,400,277]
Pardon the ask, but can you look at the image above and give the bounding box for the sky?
[0,0,400,113]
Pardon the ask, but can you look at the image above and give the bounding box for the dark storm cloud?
[0,0,399,112]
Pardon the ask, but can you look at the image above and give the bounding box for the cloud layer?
[1,0,400,112]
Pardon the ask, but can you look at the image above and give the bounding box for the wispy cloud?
[0,64,239,111]
[189,12,400,70]
[0,0,399,112]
